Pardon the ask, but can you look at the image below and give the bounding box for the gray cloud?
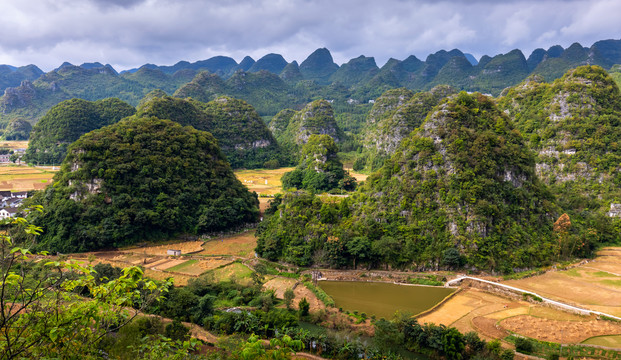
[0,0,617,71]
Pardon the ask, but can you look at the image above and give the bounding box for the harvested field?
[501,315,621,343]
[123,241,204,255]
[234,167,294,196]
[416,287,612,344]
[209,262,254,285]
[199,230,257,257]
[0,164,57,191]
[0,141,28,149]
[153,259,187,270]
[472,316,508,338]
[91,258,194,286]
[505,247,621,311]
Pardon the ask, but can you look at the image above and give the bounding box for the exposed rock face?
[499,65,621,188]
[608,204,621,217]
[361,85,456,169]
[287,99,343,145]
[1,81,36,113]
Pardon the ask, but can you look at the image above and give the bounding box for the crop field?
[418,248,621,346]
[207,262,254,285]
[234,167,294,196]
[198,230,257,257]
[0,141,28,149]
[505,247,621,317]
[0,164,57,191]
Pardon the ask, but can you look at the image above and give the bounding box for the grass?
[601,279,621,287]
[304,281,335,307]
[209,262,254,285]
[166,259,198,272]
[594,271,618,278]
[582,335,621,348]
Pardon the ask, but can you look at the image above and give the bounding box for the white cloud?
[0,0,617,71]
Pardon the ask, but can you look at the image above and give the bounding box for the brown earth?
[501,315,621,343]
[199,230,257,257]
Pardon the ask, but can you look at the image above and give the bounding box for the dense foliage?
[23,98,135,165]
[28,117,259,252]
[360,85,456,170]
[498,65,621,247]
[275,100,345,159]
[281,134,355,192]
[259,92,560,272]
[2,117,32,140]
[137,95,285,169]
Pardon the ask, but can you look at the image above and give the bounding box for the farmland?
[418,248,621,348]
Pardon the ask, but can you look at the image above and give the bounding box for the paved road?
[446,275,621,321]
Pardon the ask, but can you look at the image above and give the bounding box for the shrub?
[515,337,534,354]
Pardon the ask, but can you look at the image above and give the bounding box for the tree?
[298,297,310,317]
[284,288,295,310]
[0,211,179,359]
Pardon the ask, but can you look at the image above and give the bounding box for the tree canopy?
[29,116,259,252]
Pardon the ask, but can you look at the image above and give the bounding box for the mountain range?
[2,39,621,126]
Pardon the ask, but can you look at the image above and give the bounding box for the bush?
[515,337,534,354]
[298,297,310,317]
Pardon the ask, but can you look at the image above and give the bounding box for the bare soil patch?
[472,316,508,338]
[505,249,621,310]
[501,315,621,343]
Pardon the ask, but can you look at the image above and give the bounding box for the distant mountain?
[299,48,339,84]
[3,39,621,128]
[0,63,191,125]
[0,64,44,96]
[248,53,288,74]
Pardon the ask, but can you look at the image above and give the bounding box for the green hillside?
[23,98,136,165]
[29,117,259,252]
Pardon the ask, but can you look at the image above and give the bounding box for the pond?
[318,281,454,319]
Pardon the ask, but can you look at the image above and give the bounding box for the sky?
[1,0,620,72]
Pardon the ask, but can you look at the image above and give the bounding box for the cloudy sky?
[1,0,620,71]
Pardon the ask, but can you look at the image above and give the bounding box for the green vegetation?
[259,92,560,272]
[0,215,185,359]
[2,117,32,140]
[303,281,336,307]
[28,117,259,252]
[24,98,136,165]
[137,95,285,169]
[360,85,456,171]
[499,65,621,253]
[276,99,345,158]
[281,134,355,192]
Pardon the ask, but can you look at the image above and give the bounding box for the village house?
[0,207,19,220]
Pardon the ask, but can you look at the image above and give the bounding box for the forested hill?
[2,39,621,127]
[28,116,259,253]
[257,92,560,272]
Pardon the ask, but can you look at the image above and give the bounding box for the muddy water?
[319,281,454,319]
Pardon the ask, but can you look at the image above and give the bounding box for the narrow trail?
[446,276,621,321]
